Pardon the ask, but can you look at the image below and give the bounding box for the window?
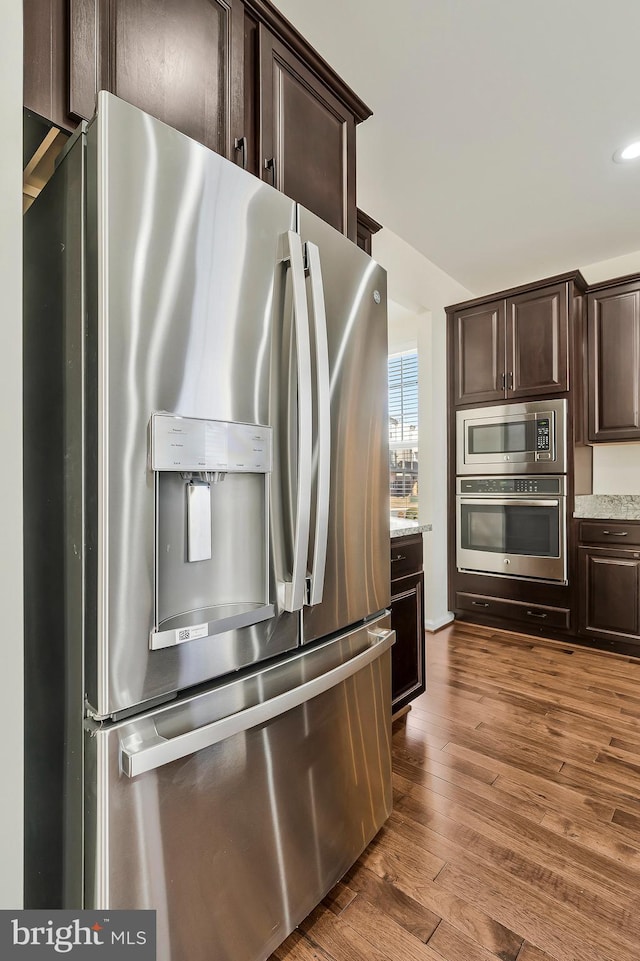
[388,350,418,518]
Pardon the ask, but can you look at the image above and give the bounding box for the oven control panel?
[458,476,565,495]
[514,478,546,493]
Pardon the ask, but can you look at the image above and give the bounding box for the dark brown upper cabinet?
[449,275,579,407]
[356,209,383,257]
[68,0,245,160]
[259,29,357,240]
[24,0,75,132]
[508,284,568,397]
[450,299,506,406]
[587,277,640,442]
[25,0,371,241]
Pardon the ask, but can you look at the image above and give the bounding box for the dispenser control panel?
[151,414,272,472]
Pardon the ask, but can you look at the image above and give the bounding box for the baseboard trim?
[425,613,455,633]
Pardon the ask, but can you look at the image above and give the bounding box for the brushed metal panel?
[84,616,393,961]
[298,208,390,642]
[88,94,298,716]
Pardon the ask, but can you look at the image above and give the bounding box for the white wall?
[581,248,640,495]
[387,299,419,354]
[374,229,471,630]
[592,446,640,494]
[0,0,23,908]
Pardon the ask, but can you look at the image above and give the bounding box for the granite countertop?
[574,495,640,520]
[390,517,432,539]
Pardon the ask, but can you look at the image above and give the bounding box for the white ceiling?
[272,0,640,294]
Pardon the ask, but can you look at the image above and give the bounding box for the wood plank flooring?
[269,621,640,961]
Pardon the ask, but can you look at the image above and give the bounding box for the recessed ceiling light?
[613,140,640,163]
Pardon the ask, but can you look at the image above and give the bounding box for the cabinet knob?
[264,157,276,182]
[603,530,628,536]
[526,610,547,619]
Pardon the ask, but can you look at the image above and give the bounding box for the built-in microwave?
[456,399,567,475]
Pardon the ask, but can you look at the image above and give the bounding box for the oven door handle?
[457,498,562,508]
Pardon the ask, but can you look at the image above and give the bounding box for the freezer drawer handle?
[305,241,331,606]
[120,628,395,778]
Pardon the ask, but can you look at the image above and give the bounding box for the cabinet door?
[24,0,75,131]
[507,283,568,398]
[451,301,506,406]
[587,284,640,441]
[390,572,425,712]
[356,208,382,256]
[578,548,640,640]
[260,29,356,240]
[70,0,244,159]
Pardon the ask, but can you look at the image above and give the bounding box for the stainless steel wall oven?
[456,476,567,583]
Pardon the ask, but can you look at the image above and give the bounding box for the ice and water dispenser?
[149,413,274,650]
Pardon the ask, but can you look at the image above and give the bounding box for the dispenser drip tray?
[151,601,275,650]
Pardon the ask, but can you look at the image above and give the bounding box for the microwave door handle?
[305,241,331,606]
[281,230,313,612]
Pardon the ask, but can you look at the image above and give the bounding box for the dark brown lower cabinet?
[390,536,426,713]
[456,592,571,631]
[577,519,640,647]
[578,547,640,642]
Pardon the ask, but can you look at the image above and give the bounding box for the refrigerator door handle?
[120,629,395,777]
[306,241,331,606]
[281,230,313,612]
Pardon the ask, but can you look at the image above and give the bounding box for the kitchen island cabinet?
[25,0,370,241]
[389,533,426,713]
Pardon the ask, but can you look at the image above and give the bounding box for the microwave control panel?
[535,418,551,451]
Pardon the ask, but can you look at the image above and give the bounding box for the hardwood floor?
[270,621,640,961]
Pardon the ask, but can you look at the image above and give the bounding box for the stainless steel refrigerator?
[24,92,392,961]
